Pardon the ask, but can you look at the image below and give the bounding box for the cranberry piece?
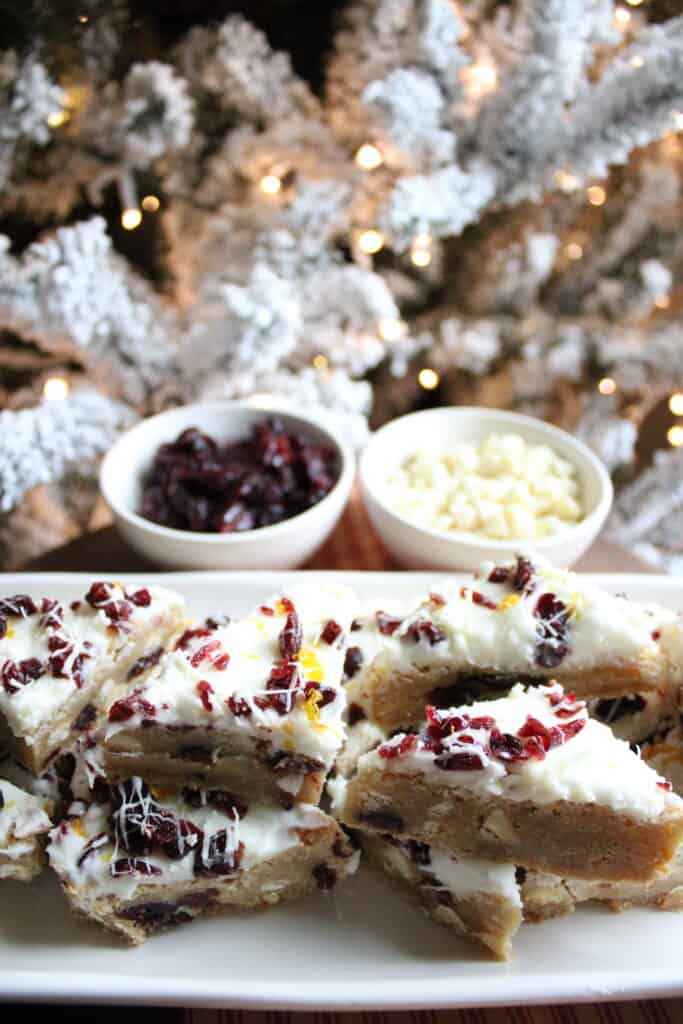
[488,566,511,584]
[469,591,498,610]
[194,831,244,877]
[279,608,302,658]
[175,627,211,651]
[197,680,214,712]
[489,729,529,763]
[378,733,418,759]
[2,658,44,693]
[189,639,222,668]
[76,831,108,867]
[320,619,343,645]
[469,715,495,729]
[512,557,535,593]
[0,595,37,618]
[127,588,151,607]
[127,645,164,681]
[429,593,446,607]
[0,617,6,640]
[85,582,112,607]
[375,611,403,635]
[260,605,274,617]
[72,703,97,732]
[436,750,486,771]
[533,593,570,668]
[404,619,446,645]
[227,694,251,717]
[347,702,366,726]
[343,646,363,681]
[111,858,162,877]
[652,629,661,641]
[350,619,362,632]
[559,718,586,742]
[108,694,157,723]
[658,780,673,792]
[312,863,337,890]
[405,840,431,865]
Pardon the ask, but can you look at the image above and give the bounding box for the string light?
[461,61,498,99]
[43,376,69,401]
[418,368,440,390]
[667,425,683,447]
[411,248,432,267]
[565,242,583,261]
[141,195,160,212]
[674,112,683,131]
[355,143,383,171]
[47,110,68,128]
[410,232,433,268]
[555,169,579,193]
[625,0,643,6]
[655,294,671,309]
[630,55,644,68]
[121,208,142,230]
[598,377,616,396]
[587,185,607,206]
[78,14,89,23]
[378,317,407,341]
[312,354,329,370]
[357,229,384,254]
[669,393,683,416]
[615,7,631,27]
[259,174,282,195]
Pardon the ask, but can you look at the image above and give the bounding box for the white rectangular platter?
[1,570,683,1010]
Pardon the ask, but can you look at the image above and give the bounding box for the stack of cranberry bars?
[336,555,683,958]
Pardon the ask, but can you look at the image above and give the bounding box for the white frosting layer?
[48,787,342,902]
[366,683,679,821]
[0,779,51,858]
[428,847,521,904]
[0,583,185,743]
[106,583,357,769]
[348,554,671,683]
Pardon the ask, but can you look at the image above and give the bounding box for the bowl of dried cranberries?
[99,400,355,569]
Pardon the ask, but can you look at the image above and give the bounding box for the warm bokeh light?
[357,229,384,254]
[625,0,643,6]
[674,112,683,131]
[47,110,68,128]
[598,377,617,396]
[565,242,583,261]
[555,169,579,193]
[121,208,142,230]
[411,248,432,267]
[312,354,329,370]
[418,368,440,390]
[667,425,683,448]
[630,55,644,68]
[259,174,282,195]
[587,185,607,206]
[355,143,383,171]
[462,62,498,99]
[378,317,406,341]
[78,14,89,22]
[669,393,683,416]
[43,376,69,401]
[142,195,160,212]
[615,7,631,27]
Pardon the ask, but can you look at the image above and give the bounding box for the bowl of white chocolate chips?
[359,407,613,570]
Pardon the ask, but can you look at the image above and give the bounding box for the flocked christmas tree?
[0,0,682,568]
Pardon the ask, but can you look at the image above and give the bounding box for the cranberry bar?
[340,683,683,881]
[361,834,522,960]
[0,582,186,774]
[104,584,356,803]
[0,779,52,881]
[345,554,678,732]
[48,777,358,944]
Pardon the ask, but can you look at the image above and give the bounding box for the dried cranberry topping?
[404,619,446,645]
[320,619,343,645]
[469,590,498,610]
[533,592,570,668]
[76,831,108,867]
[512,557,535,593]
[375,611,403,635]
[1,657,45,694]
[127,588,151,607]
[658,780,673,792]
[112,858,163,877]
[0,595,37,618]
[126,645,164,681]
[651,629,661,642]
[108,694,157,723]
[436,750,487,771]
[429,593,446,607]
[260,605,274,617]
[196,680,214,712]
[488,566,511,584]
[343,646,363,681]
[227,694,252,717]
[378,733,418,759]
[279,608,303,658]
[71,703,97,732]
[85,582,113,607]
[175,627,211,651]
[194,831,244,877]
[489,729,529,763]
[139,419,338,534]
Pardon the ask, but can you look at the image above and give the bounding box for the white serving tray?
[1,571,682,1010]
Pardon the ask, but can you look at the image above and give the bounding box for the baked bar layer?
[361,834,522,960]
[49,778,358,944]
[341,685,683,882]
[0,778,52,881]
[104,584,356,802]
[0,583,185,773]
[345,554,676,732]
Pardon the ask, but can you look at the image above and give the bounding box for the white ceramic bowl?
[359,406,613,571]
[99,400,355,570]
